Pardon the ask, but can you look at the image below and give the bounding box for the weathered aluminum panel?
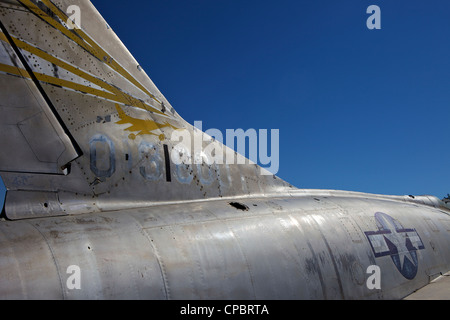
[0,195,448,299]
[5,190,64,219]
[0,221,62,299]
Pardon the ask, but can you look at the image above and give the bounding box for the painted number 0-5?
[89,135,217,186]
[90,135,164,181]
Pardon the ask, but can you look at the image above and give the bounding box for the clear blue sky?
[1,0,449,210]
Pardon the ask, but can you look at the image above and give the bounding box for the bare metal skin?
[0,0,448,299]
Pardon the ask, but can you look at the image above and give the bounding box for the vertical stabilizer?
[0,0,293,220]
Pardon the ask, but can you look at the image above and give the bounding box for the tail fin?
[0,0,293,220]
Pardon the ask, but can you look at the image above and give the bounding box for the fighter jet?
[0,0,448,300]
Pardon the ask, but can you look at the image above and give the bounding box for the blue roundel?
[364,212,425,280]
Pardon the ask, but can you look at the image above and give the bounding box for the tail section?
[0,0,293,220]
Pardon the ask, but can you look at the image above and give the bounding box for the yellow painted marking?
[0,32,167,116]
[19,0,161,106]
[38,0,69,24]
[0,62,32,79]
[0,62,115,99]
[0,61,167,116]
[39,0,151,95]
[115,104,178,137]
[18,0,92,53]
[2,0,180,135]
[0,32,7,43]
[77,28,159,103]
[0,62,180,136]
[36,73,119,100]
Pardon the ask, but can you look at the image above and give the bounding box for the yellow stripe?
[0,62,179,134]
[0,32,7,43]
[8,36,165,115]
[39,0,70,24]
[78,29,160,103]
[0,62,117,101]
[22,0,161,106]
[0,28,166,116]
[0,62,156,112]
[35,73,119,101]
[0,62,32,79]
[18,0,94,55]
[2,0,179,133]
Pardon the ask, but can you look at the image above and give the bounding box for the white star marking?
[383,227,416,270]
